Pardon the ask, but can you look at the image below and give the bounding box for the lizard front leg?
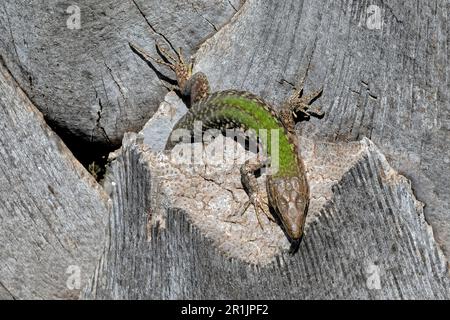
[279,82,324,132]
[237,156,276,229]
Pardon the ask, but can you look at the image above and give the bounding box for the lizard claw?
[129,41,192,95]
[280,80,324,120]
[129,42,176,71]
[293,104,325,120]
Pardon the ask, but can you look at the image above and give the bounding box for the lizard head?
[266,175,309,241]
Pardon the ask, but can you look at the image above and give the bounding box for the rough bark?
[0,60,109,299]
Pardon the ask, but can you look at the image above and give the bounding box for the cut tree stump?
[81,95,449,299]
[0,60,109,299]
[0,0,241,145]
[0,0,449,299]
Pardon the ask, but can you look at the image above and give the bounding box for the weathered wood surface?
[0,0,241,145]
[82,129,448,299]
[0,282,14,300]
[0,0,449,299]
[0,60,109,299]
[82,0,449,299]
[194,0,450,261]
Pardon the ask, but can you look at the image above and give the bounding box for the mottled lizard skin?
[130,42,323,250]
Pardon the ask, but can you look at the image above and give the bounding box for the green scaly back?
[170,90,300,178]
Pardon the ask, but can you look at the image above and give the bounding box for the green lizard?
[130,42,323,251]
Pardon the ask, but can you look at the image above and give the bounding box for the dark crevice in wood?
[46,115,115,182]
[1,54,114,182]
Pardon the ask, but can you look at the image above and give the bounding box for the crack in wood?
[0,281,16,300]
[103,61,127,100]
[130,0,178,54]
[189,3,219,32]
[380,0,404,24]
[227,0,238,12]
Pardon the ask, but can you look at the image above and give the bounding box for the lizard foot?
[129,41,210,104]
[129,41,192,90]
[289,87,324,119]
[280,79,325,120]
[237,192,275,230]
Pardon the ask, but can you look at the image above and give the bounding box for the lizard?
[129,41,324,252]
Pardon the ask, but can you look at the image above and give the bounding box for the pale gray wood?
[82,132,449,299]
[0,282,14,300]
[82,0,449,299]
[195,0,450,261]
[0,60,109,299]
[0,0,241,146]
[0,0,448,300]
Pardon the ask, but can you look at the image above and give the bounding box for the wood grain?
[0,59,109,299]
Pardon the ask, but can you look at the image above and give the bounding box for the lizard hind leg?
[154,41,179,63]
[128,41,192,92]
[154,42,211,105]
[154,41,193,93]
[129,41,178,73]
[129,41,209,106]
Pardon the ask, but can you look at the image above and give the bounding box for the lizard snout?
[266,176,309,241]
